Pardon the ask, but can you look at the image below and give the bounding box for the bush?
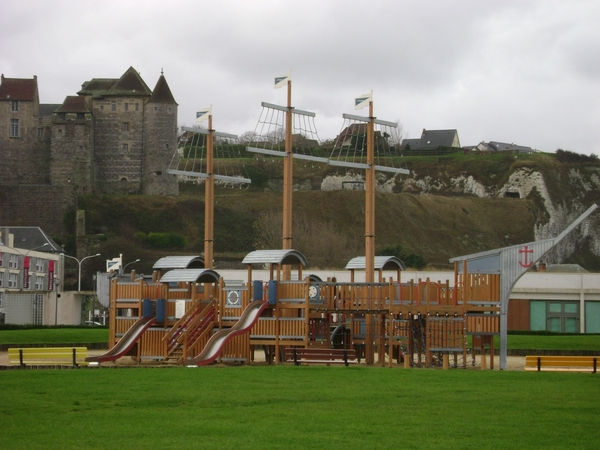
[134,232,187,249]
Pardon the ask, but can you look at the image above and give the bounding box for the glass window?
[35,258,44,272]
[111,102,116,111]
[122,143,129,152]
[123,122,129,132]
[10,119,19,137]
[530,301,546,331]
[8,272,18,288]
[585,302,600,333]
[37,127,44,138]
[135,103,139,111]
[548,302,562,313]
[8,254,18,269]
[125,103,129,111]
[35,275,45,290]
[77,113,85,120]
[11,100,18,111]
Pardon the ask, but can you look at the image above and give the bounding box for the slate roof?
[77,67,152,98]
[148,74,177,104]
[402,129,460,150]
[55,96,90,113]
[0,75,38,101]
[488,141,533,154]
[0,226,62,252]
[39,104,61,116]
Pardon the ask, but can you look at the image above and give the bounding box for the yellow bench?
[8,347,88,368]
[525,355,598,373]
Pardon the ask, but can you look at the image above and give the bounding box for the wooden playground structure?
[90,75,597,369]
[92,251,500,369]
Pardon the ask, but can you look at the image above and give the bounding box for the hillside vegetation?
[69,151,600,289]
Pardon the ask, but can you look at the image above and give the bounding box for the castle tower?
[50,96,94,194]
[77,67,152,194]
[142,72,178,196]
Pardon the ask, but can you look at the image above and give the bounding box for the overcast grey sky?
[2,0,599,154]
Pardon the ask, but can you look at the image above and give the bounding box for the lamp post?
[62,253,101,292]
[120,258,140,276]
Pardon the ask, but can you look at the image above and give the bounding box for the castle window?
[135,103,139,111]
[125,103,129,111]
[122,143,129,152]
[37,128,44,138]
[168,107,172,113]
[58,113,66,121]
[77,113,85,121]
[39,117,43,125]
[111,102,116,112]
[122,122,130,132]
[11,101,18,112]
[10,119,19,137]
[154,106,158,112]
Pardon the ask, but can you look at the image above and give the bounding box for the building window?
[154,106,158,112]
[35,275,45,290]
[0,274,3,287]
[11,100,18,112]
[0,292,3,307]
[8,254,18,269]
[35,258,44,272]
[111,102,116,111]
[122,143,129,152]
[0,252,3,266]
[125,103,129,111]
[77,113,85,121]
[135,103,139,111]
[10,119,19,137]
[530,300,580,333]
[100,105,104,111]
[122,122,130,132]
[58,113,66,121]
[37,127,44,138]
[8,272,18,288]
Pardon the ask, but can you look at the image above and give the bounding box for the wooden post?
[443,353,449,370]
[282,80,293,281]
[204,114,215,269]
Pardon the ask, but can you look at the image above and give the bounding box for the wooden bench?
[284,347,358,366]
[524,355,598,373]
[8,347,88,368]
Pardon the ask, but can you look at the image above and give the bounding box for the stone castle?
[0,67,178,236]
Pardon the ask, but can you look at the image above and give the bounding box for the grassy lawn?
[1,365,599,449]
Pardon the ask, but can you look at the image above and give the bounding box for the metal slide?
[85,317,157,364]
[185,300,268,366]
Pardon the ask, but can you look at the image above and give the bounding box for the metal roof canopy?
[159,268,221,284]
[346,256,406,271]
[242,249,308,283]
[345,256,406,282]
[153,256,204,270]
[449,203,598,370]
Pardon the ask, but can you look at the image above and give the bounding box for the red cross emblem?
[518,245,534,268]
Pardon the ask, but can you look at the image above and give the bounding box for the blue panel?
[268,280,277,305]
[142,299,154,318]
[253,280,263,301]
[156,298,165,323]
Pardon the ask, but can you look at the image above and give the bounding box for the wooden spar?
[282,79,293,280]
[204,114,215,269]
[365,99,375,284]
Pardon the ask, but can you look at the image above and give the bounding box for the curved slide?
[186,300,268,366]
[86,317,157,364]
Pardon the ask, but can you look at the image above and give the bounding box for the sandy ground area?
[0,349,526,370]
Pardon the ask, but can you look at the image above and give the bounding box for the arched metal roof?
[158,268,220,284]
[153,255,204,270]
[345,256,406,271]
[242,249,308,267]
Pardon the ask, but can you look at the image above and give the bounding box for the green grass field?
[1,366,599,449]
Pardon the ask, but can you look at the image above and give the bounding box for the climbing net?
[168,126,250,188]
[246,102,326,167]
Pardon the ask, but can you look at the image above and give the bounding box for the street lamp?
[62,253,101,292]
[120,258,140,276]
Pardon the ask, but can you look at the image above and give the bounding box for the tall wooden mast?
[204,114,215,269]
[282,80,293,280]
[365,100,375,284]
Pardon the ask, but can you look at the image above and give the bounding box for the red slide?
[186,300,268,366]
[86,317,156,364]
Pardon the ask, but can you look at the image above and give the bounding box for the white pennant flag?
[196,105,212,122]
[274,71,291,89]
[106,255,122,272]
[354,92,372,110]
